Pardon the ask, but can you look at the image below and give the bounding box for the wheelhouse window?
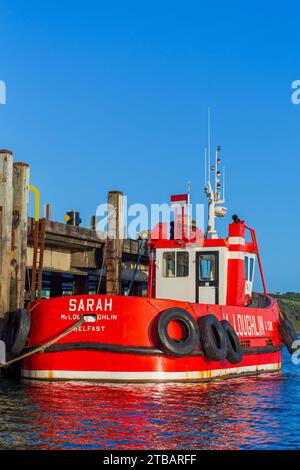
[199,254,216,281]
[245,256,249,280]
[245,255,255,281]
[163,251,189,278]
[177,252,189,277]
[163,252,175,277]
[249,257,254,281]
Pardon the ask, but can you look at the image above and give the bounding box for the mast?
[186,179,191,238]
[208,106,211,180]
[204,109,227,239]
[187,179,191,205]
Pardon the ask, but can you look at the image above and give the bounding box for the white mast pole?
[204,147,207,189]
[215,148,218,201]
[208,107,211,186]
[187,179,191,238]
[205,115,226,238]
[206,107,217,239]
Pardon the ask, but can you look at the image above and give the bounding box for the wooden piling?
[105,191,124,295]
[10,162,30,310]
[73,275,89,295]
[0,150,13,317]
[50,274,63,298]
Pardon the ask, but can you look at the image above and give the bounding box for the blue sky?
[0,1,299,292]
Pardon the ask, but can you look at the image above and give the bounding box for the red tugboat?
[19,147,296,382]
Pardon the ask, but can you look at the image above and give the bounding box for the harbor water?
[0,347,299,450]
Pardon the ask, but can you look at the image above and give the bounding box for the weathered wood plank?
[0,150,13,317]
[105,191,124,295]
[71,249,99,269]
[10,162,30,310]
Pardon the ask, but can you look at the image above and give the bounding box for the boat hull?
[21,294,283,382]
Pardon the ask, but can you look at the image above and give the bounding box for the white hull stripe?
[228,237,245,245]
[21,363,281,381]
[228,252,245,260]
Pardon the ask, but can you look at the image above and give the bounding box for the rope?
[25,250,31,293]
[0,316,86,369]
[96,241,107,294]
[125,238,146,296]
[96,207,116,294]
[146,300,161,312]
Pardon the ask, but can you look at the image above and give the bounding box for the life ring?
[156,308,198,357]
[2,309,31,357]
[199,314,227,361]
[279,315,298,355]
[221,320,243,364]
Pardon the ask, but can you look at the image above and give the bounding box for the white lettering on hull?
[74,325,106,333]
[60,298,117,334]
[61,313,118,321]
[69,298,113,312]
[230,314,266,337]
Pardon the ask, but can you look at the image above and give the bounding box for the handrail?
[245,225,267,297]
[29,185,40,221]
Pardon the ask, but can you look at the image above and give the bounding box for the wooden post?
[10,162,30,311]
[50,275,63,298]
[105,191,124,295]
[36,218,46,299]
[73,275,89,295]
[0,150,13,318]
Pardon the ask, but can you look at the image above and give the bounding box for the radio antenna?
[204,147,207,190]
[204,109,227,239]
[187,179,191,205]
[207,107,211,186]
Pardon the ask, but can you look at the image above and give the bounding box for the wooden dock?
[0,150,149,318]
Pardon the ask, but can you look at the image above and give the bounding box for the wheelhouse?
[148,219,258,307]
[147,146,266,308]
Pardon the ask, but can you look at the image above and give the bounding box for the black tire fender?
[156,308,198,357]
[199,314,227,361]
[279,316,298,355]
[2,309,31,356]
[221,319,243,364]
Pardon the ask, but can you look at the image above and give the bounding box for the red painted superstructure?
[227,222,246,307]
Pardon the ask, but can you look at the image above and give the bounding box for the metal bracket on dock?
[0,340,6,365]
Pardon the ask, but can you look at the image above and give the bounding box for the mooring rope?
[0,316,87,369]
[96,206,117,295]
[126,238,146,296]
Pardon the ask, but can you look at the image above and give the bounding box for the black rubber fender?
[156,308,198,357]
[221,319,243,364]
[198,314,227,361]
[2,309,31,356]
[279,315,298,355]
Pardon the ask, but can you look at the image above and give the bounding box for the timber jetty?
[0,149,149,320]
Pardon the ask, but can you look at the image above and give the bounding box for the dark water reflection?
[0,349,300,449]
